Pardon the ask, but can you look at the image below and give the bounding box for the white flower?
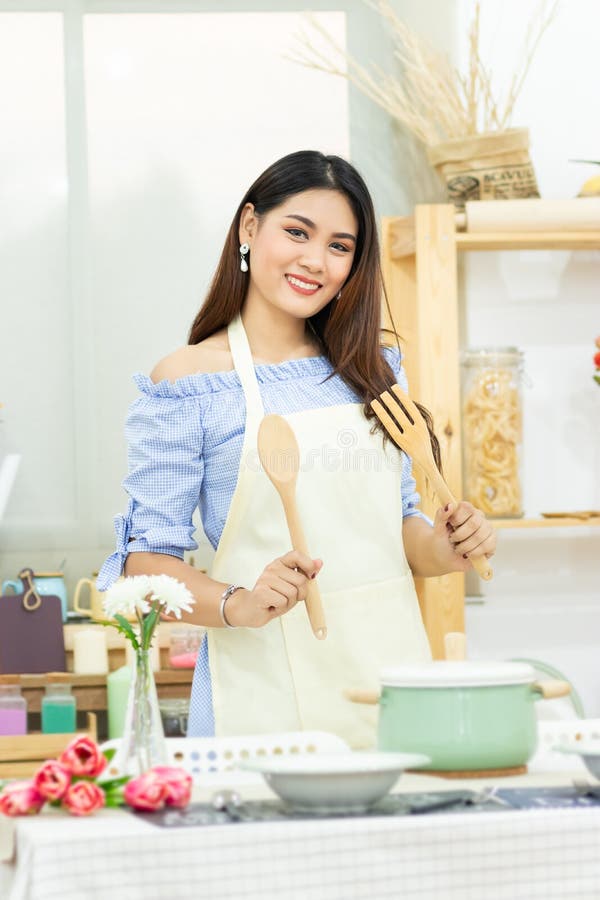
[146,574,194,619]
[103,575,152,619]
[103,574,194,622]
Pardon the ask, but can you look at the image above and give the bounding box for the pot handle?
[531,679,571,700]
[344,688,380,705]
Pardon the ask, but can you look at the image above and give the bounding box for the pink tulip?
[123,770,167,811]
[33,760,72,801]
[62,781,105,816]
[0,781,45,817]
[151,766,192,808]
[59,735,107,778]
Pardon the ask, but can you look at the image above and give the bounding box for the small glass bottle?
[107,665,132,740]
[168,629,200,669]
[158,697,190,737]
[461,347,524,518]
[41,683,77,734]
[0,680,27,735]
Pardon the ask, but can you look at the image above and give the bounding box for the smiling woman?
[97,150,496,748]
[237,190,357,339]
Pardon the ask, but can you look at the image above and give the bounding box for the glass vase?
[114,646,167,776]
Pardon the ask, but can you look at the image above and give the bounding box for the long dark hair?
[188,150,440,469]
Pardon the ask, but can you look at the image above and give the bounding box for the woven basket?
[427,127,540,209]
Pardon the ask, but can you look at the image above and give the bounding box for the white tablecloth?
[2,772,600,900]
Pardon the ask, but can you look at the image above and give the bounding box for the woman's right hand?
[224,551,323,628]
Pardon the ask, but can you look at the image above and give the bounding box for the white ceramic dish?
[554,741,600,780]
[240,751,430,813]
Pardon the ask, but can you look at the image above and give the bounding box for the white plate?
[240,752,430,813]
[555,741,600,780]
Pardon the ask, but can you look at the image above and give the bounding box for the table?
[2,770,600,900]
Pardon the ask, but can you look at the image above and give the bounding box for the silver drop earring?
[336,290,342,300]
[239,243,249,273]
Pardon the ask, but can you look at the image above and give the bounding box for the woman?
[98,150,496,748]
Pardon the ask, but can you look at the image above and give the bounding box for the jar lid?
[158,698,189,712]
[461,347,524,367]
[380,661,535,688]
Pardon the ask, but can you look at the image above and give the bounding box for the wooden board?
[456,232,600,251]
[410,764,527,779]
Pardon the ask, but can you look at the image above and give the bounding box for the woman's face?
[239,188,358,319]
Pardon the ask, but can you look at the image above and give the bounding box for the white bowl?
[554,741,600,779]
[240,751,430,813]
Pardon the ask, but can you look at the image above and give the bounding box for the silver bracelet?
[219,584,243,629]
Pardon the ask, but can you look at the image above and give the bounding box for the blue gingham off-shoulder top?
[97,346,427,737]
[97,346,425,590]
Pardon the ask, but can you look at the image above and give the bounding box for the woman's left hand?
[433,501,496,573]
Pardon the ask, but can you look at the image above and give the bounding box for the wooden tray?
[0,712,97,779]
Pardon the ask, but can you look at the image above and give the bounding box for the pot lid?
[380,661,535,688]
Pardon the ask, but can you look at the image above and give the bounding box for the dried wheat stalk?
[288,0,558,147]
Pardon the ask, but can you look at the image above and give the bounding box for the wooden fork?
[371,384,493,581]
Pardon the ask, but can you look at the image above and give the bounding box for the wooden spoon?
[444,631,467,661]
[371,384,493,581]
[257,414,327,640]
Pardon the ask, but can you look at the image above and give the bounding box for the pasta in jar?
[461,349,524,518]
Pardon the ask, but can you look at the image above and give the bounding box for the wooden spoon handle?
[444,631,467,661]
[532,679,571,699]
[281,490,327,640]
[344,688,380,705]
[428,471,493,582]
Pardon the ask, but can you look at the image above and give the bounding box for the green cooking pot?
[348,662,570,771]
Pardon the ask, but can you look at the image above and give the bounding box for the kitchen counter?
[1,767,599,900]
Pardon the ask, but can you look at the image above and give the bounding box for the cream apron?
[207,315,431,749]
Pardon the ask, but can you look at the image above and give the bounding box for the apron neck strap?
[227,314,265,422]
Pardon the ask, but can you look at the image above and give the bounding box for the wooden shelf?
[456,231,600,252]
[387,216,600,258]
[17,670,193,714]
[16,670,193,688]
[62,622,204,672]
[382,204,600,658]
[494,516,600,529]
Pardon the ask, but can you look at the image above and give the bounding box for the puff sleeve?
[97,375,205,589]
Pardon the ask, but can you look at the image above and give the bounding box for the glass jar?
[158,697,189,737]
[0,682,27,735]
[41,683,76,734]
[168,629,201,669]
[461,348,524,518]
